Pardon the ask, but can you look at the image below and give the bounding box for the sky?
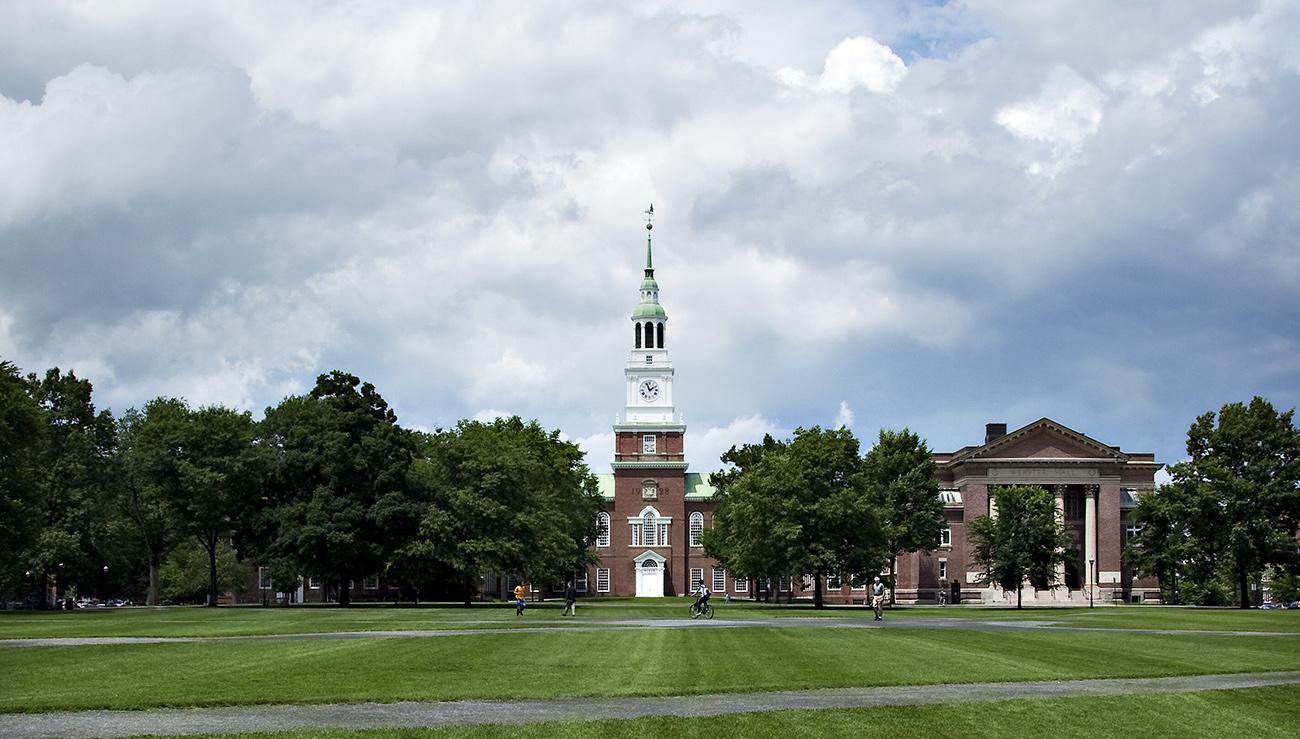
[2,0,1298,476]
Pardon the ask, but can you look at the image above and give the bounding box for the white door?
[635,560,664,598]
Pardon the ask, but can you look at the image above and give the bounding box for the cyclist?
[692,580,711,617]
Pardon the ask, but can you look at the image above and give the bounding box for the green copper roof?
[684,472,717,500]
[640,276,659,291]
[596,474,615,501]
[632,302,668,319]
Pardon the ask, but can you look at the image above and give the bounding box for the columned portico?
[923,419,1161,606]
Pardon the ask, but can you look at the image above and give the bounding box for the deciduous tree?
[967,485,1072,609]
[863,428,943,604]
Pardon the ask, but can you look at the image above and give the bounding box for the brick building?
[587,221,1161,605]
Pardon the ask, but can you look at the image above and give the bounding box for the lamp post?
[100,565,108,603]
[1088,558,1095,609]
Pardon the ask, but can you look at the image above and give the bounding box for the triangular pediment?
[953,419,1128,463]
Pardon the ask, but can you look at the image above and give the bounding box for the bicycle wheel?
[703,604,714,620]
[688,605,698,619]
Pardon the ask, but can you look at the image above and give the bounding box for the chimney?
[985,423,1007,444]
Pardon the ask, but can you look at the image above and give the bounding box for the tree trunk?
[1238,565,1250,609]
[889,554,898,605]
[339,580,351,607]
[813,573,824,609]
[206,535,219,607]
[1016,572,1023,610]
[147,551,162,606]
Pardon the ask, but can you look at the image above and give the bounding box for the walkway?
[3,671,1299,738]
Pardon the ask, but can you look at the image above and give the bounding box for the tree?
[24,368,117,606]
[704,427,887,608]
[168,405,261,607]
[1162,398,1300,608]
[967,485,1072,609]
[0,360,44,602]
[862,428,943,604]
[258,371,417,605]
[114,400,187,606]
[416,417,603,605]
[159,539,248,605]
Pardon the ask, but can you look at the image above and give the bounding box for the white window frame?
[308,577,320,590]
[735,576,749,593]
[940,527,952,547]
[689,511,704,547]
[827,573,842,590]
[596,512,610,547]
[938,559,948,581]
[363,574,379,590]
[257,567,272,590]
[643,511,657,546]
[576,570,588,594]
[596,568,611,593]
[778,576,791,593]
[712,568,726,592]
[642,434,656,454]
[690,568,704,589]
[851,574,867,592]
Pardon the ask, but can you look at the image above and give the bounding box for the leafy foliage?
[1128,397,1300,607]
[967,485,1072,609]
[862,428,943,600]
[0,360,44,593]
[415,417,603,603]
[704,427,887,607]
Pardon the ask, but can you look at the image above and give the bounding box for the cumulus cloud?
[779,36,907,94]
[1,0,1297,474]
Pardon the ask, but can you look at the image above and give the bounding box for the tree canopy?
[967,485,1072,609]
[1128,397,1300,607]
[862,428,943,603]
[704,426,887,608]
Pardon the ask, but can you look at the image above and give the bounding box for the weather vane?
[644,203,654,231]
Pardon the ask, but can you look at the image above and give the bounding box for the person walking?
[514,583,527,616]
[563,580,577,616]
[870,576,887,621]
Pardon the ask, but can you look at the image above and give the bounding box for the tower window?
[643,511,657,546]
[643,435,656,454]
[635,323,642,349]
[596,512,610,547]
[645,355,653,364]
[657,322,664,348]
[689,512,703,547]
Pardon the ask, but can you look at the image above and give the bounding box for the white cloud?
[778,36,907,94]
[1,0,1296,474]
[833,401,855,430]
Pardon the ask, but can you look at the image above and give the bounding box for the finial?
[643,203,655,272]
[644,203,654,231]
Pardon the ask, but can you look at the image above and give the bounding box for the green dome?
[640,277,659,291]
[632,302,668,319]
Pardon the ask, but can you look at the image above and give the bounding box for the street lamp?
[1088,558,1095,609]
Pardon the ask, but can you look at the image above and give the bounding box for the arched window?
[657,322,664,348]
[596,512,610,548]
[645,322,654,347]
[634,322,642,349]
[689,512,703,547]
[643,510,657,546]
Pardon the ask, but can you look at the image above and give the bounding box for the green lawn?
[207,685,1300,738]
[3,624,1300,713]
[3,601,1297,639]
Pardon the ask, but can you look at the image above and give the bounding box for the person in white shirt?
[693,581,711,615]
[870,577,887,621]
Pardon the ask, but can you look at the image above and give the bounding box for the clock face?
[638,379,660,401]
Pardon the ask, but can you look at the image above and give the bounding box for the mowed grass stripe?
[4,603,1299,640]
[4,627,1300,713]
[205,684,1300,739]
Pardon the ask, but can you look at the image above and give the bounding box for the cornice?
[611,461,690,470]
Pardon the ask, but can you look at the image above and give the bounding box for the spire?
[644,203,655,278]
[632,202,666,321]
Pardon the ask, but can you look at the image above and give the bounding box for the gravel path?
[2,671,1298,738]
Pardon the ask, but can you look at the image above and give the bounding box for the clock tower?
[609,205,689,597]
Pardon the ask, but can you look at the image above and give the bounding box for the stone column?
[1053,485,1067,596]
[1084,485,1098,590]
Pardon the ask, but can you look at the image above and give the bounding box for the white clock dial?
[638,379,660,401]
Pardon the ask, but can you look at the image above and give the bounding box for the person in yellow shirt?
[514,583,526,616]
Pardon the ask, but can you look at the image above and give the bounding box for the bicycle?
[689,601,714,619]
